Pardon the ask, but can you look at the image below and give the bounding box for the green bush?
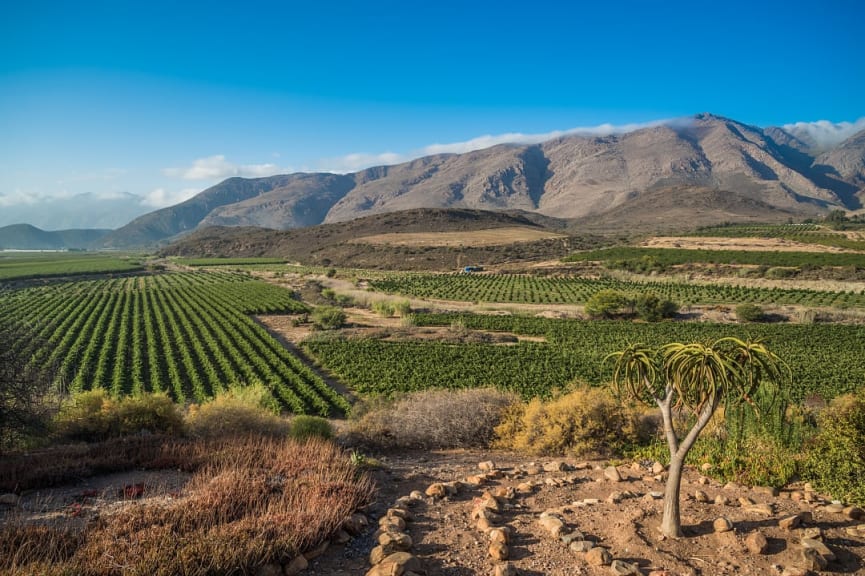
[186,387,288,439]
[765,266,798,279]
[803,393,865,505]
[735,303,764,323]
[289,415,333,441]
[635,292,678,322]
[311,306,346,330]
[584,289,631,319]
[54,390,183,442]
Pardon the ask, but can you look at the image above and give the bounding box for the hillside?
[106,114,865,247]
[160,208,600,270]
[0,224,111,250]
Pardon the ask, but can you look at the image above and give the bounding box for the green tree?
[584,289,631,319]
[635,292,678,322]
[606,338,787,537]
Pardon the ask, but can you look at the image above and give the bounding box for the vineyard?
[562,246,865,268]
[302,313,865,402]
[688,223,865,251]
[370,272,865,307]
[0,271,349,415]
[0,253,144,281]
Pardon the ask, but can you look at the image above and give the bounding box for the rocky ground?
[304,449,865,576]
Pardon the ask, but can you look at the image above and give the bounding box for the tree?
[606,338,787,537]
[635,292,679,322]
[584,289,631,318]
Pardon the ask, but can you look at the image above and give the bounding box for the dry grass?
[349,226,565,247]
[643,235,853,253]
[0,437,373,576]
[345,387,517,450]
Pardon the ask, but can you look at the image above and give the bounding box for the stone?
[799,547,828,571]
[652,461,665,475]
[443,481,461,496]
[604,466,622,482]
[649,491,664,499]
[255,563,283,576]
[425,483,446,498]
[303,540,329,560]
[489,527,511,544]
[607,491,624,504]
[801,527,824,541]
[378,531,412,551]
[284,555,309,576]
[559,530,586,545]
[745,503,774,516]
[538,515,565,537]
[344,512,369,535]
[694,490,710,503]
[569,540,595,553]
[332,529,351,544]
[779,514,803,530]
[393,496,413,508]
[801,537,835,561]
[844,506,865,520]
[489,540,509,561]
[492,486,514,500]
[369,545,387,566]
[610,559,641,575]
[387,507,410,521]
[824,503,845,514]
[585,546,612,566]
[493,562,518,576]
[479,461,497,471]
[754,486,780,497]
[701,462,713,472]
[648,572,675,576]
[713,517,734,533]
[471,506,499,522]
[544,460,567,472]
[476,517,493,532]
[365,552,422,576]
[516,482,533,494]
[714,494,730,506]
[465,475,485,486]
[781,568,809,576]
[524,464,541,475]
[379,515,406,531]
[745,531,769,554]
[408,490,424,501]
[738,496,755,506]
[791,491,804,502]
[697,476,710,485]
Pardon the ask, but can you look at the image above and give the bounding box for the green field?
[0,253,145,281]
[370,272,865,307]
[176,257,288,267]
[0,271,349,415]
[562,246,865,268]
[690,223,865,251]
[303,313,865,403]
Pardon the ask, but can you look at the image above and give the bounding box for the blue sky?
[1,0,863,228]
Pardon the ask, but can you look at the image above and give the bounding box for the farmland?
[0,252,144,281]
[0,271,349,415]
[562,246,865,268]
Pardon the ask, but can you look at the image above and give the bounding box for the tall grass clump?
[186,384,288,439]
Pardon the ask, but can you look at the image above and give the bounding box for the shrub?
[493,385,651,456]
[346,388,517,450]
[53,390,183,442]
[325,267,337,278]
[735,303,764,323]
[803,393,865,505]
[584,289,631,319]
[311,306,346,330]
[186,386,288,439]
[289,415,333,441]
[635,292,678,322]
[765,266,798,279]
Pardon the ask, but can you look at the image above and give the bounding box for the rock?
[713,517,734,533]
[0,493,19,507]
[471,506,499,522]
[524,464,541,475]
[652,461,665,475]
[745,531,769,554]
[649,491,664,499]
[344,513,369,535]
[516,482,533,494]
[465,475,485,486]
[648,572,675,576]
[442,481,461,496]
[544,460,567,472]
[538,515,565,537]
[303,540,329,560]
[801,537,835,561]
[479,460,497,471]
[393,496,413,508]
[607,491,624,504]
[844,506,865,520]
[559,530,585,545]
[800,547,828,571]
[754,486,780,497]
[489,527,511,544]
[738,496,755,506]
[779,514,803,530]
[604,466,622,482]
[701,462,713,472]
[823,503,845,514]
[791,491,804,502]
[745,503,774,516]
[694,490,710,503]
[714,494,730,506]
[489,540,509,561]
[491,486,514,500]
[378,531,412,552]
[332,529,351,544]
[425,483,446,498]
[801,527,824,541]
[365,552,422,576]
[585,546,612,566]
[781,568,809,576]
[697,476,710,485]
[476,517,493,532]
[493,562,518,576]
[370,545,387,565]
[379,516,406,531]
[409,490,424,501]
[284,555,309,576]
[569,540,595,553]
[387,507,411,521]
[610,559,641,575]
[255,563,284,576]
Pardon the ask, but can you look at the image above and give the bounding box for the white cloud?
[782,118,865,151]
[318,119,670,173]
[140,187,201,208]
[162,155,289,181]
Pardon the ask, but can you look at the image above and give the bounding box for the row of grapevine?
[370,273,865,308]
[0,272,347,415]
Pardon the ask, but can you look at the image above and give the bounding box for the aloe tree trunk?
[658,390,719,538]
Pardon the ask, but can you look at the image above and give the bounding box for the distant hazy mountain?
[0,224,111,250]
[99,113,865,247]
[0,192,149,230]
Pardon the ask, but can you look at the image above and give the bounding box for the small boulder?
[479,460,497,471]
[694,490,710,503]
[365,552,422,576]
[560,530,586,545]
[543,460,567,472]
[489,540,509,561]
[303,540,329,560]
[538,515,565,537]
[493,562,518,576]
[714,494,730,506]
[713,517,734,533]
[585,546,612,566]
[569,540,595,554]
[800,547,828,571]
[344,513,369,535]
[489,527,511,544]
[378,531,412,552]
[604,466,622,482]
[801,537,835,561]
[844,506,865,521]
[745,531,769,555]
[610,559,641,575]
[779,514,802,531]
[652,461,665,475]
[425,483,446,499]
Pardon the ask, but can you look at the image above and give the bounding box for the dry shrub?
[53,390,183,442]
[0,437,374,576]
[346,387,517,450]
[288,415,333,441]
[493,385,651,456]
[186,389,288,439]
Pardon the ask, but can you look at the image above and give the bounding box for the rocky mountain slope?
[0,224,110,250]
[105,114,865,247]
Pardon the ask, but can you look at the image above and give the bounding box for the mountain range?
[5,113,864,250]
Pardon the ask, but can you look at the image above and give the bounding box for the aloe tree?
[607,338,787,538]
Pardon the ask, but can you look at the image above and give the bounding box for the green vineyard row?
[0,253,145,281]
[370,272,865,307]
[562,246,865,268]
[303,313,865,402]
[0,272,350,415]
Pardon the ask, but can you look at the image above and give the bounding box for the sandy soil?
[349,227,566,247]
[642,236,855,253]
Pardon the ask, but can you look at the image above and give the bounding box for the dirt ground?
[642,236,855,253]
[349,227,566,247]
[303,449,865,576]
